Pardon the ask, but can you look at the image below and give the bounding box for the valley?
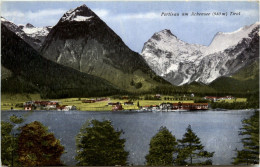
[1,4,259,106]
[1,2,259,167]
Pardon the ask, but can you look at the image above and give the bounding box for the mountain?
[1,23,122,98]
[18,23,52,47]
[1,17,41,50]
[209,60,259,94]
[1,17,51,50]
[141,23,259,86]
[40,4,168,92]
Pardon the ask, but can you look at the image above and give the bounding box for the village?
[18,94,239,112]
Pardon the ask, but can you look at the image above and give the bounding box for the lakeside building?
[124,102,134,105]
[112,104,123,111]
[204,96,234,102]
[23,101,76,111]
[57,105,77,111]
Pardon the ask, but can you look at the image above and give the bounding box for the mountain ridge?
[1,23,122,98]
[141,22,259,86]
[40,4,169,92]
[1,17,51,50]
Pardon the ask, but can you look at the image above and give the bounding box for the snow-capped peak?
[152,29,177,40]
[158,29,175,36]
[61,4,96,22]
[141,22,259,86]
[1,16,7,22]
[205,22,259,54]
[21,23,52,38]
[25,23,35,28]
[1,16,15,24]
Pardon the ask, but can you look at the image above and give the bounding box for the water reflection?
[1,110,254,165]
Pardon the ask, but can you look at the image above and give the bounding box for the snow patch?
[61,5,94,22]
[22,26,51,38]
[73,16,93,22]
[205,22,259,54]
[1,17,7,22]
[141,22,259,86]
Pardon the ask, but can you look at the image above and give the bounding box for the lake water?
[1,110,254,165]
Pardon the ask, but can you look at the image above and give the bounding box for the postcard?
[1,1,259,166]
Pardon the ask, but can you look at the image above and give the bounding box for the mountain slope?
[209,60,259,94]
[141,23,259,86]
[1,23,121,98]
[19,23,52,47]
[1,17,42,50]
[40,4,169,92]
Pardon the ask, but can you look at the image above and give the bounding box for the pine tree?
[137,101,140,108]
[76,120,129,166]
[1,115,24,166]
[176,125,214,165]
[233,111,259,165]
[18,121,64,166]
[1,121,15,166]
[145,126,178,165]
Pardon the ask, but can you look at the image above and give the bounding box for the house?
[46,102,59,110]
[108,102,120,106]
[226,96,234,100]
[218,96,234,101]
[65,105,77,110]
[151,105,159,110]
[141,105,151,111]
[39,101,50,107]
[57,105,77,111]
[24,104,35,111]
[154,94,161,99]
[172,102,183,109]
[57,105,68,111]
[121,96,128,100]
[160,103,173,110]
[112,104,123,111]
[95,98,108,102]
[124,102,134,105]
[24,101,34,106]
[204,96,217,102]
[34,101,42,107]
[172,102,208,110]
[204,96,234,101]
[82,99,96,103]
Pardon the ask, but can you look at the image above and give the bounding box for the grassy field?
[1,93,247,111]
[1,94,193,111]
[215,98,247,103]
[1,94,41,110]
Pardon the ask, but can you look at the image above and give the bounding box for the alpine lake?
[1,109,254,165]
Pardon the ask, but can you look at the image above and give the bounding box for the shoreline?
[2,108,258,112]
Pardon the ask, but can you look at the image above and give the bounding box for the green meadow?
[1,93,247,111]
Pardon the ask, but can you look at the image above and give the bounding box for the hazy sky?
[2,1,259,53]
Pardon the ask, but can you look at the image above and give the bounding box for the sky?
[1,1,259,53]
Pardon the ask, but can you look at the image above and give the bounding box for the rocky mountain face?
[141,23,259,86]
[41,4,168,91]
[1,23,120,98]
[19,23,52,47]
[1,17,51,50]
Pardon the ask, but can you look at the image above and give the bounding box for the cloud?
[92,9,110,18]
[91,9,163,21]
[238,9,258,17]
[113,12,162,20]
[2,10,25,18]
[2,8,66,26]
[2,8,164,26]
[26,9,66,19]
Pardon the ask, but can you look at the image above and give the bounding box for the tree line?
[2,112,259,166]
[210,101,259,109]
